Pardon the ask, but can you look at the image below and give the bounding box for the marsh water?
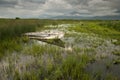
[27,24,120,79]
[0,23,119,80]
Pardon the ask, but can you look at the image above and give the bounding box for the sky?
[0,0,120,19]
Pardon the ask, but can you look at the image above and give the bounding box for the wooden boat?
[24,30,65,47]
[24,30,64,40]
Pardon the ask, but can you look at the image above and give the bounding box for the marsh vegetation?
[0,19,120,80]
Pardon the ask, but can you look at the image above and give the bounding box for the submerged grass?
[0,50,94,80]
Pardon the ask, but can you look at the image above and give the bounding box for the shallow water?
[22,24,120,79]
[42,24,120,78]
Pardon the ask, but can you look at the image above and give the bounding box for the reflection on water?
[34,38,65,48]
[86,57,120,79]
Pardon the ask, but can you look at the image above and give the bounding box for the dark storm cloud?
[0,0,47,8]
[0,0,17,7]
[65,0,91,6]
[28,0,47,4]
[63,0,120,17]
[0,0,120,18]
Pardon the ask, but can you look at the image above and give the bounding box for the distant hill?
[49,15,120,20]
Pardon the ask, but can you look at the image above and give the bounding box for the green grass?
[0,19,120,80]
[112,50,120,56]
[68,21,120,45]
[113,58,120,64]
[0,19,36,40]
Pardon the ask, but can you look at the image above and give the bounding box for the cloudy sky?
[0,0,120,19]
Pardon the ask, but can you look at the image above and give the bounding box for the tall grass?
[0,19,37,40]
[0,19,38,58]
